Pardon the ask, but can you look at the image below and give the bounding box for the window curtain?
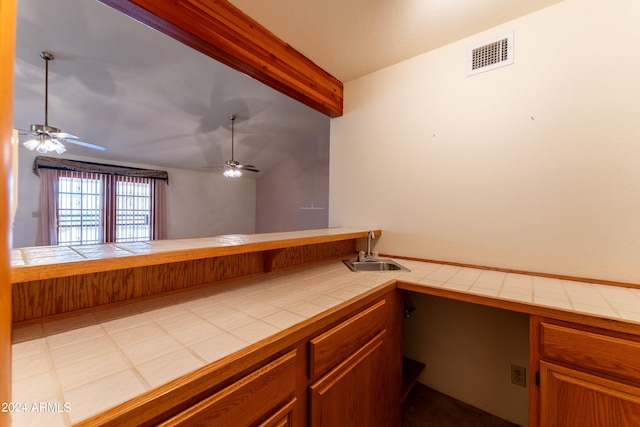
[151,179,167,240]
[35,168,59,246]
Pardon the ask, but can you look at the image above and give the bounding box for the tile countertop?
[10,227,377,282]
[11,258,640,426]
[11,228,371,267]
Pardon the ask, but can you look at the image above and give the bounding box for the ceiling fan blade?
[238,165,259,172]
[51,132,79,139]
[64,139,107,151]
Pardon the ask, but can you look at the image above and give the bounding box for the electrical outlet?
[511,364,526,387]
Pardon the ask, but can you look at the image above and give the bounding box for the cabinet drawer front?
[541,322,640,383]
[309,298,386,379]
[159,350,297,427]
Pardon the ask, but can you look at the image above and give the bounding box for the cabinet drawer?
[309,298,386,379]
[541,322,640,383]
[158,350,297,426]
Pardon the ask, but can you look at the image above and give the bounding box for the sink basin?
[342,258,410,272]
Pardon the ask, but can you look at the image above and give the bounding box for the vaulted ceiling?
[13,0,564,176]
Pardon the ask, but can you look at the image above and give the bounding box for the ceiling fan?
[208,114,259,178]
[18,51,106,154]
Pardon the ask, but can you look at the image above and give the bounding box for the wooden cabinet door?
[309,330,387,427]
[158,351,297,427]
[540,361,640,427]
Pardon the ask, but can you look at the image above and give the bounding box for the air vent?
[467,32,514,76]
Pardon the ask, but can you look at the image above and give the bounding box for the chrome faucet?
[359,230,377,261]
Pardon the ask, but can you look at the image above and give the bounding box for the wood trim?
[0,0,16,424]
[529,316,543,427]
[97,0,343,117]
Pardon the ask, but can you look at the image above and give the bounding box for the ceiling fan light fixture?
[24,135,66,154]
[223,168,242,178]
[22,138,40,151]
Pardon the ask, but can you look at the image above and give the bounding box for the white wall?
[330,0,640,423]
[403,293,529,426]
[11,147,255,247]
[330,0,640,285]
[255,123,329,233]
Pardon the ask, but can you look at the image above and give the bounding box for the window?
[34,157,167,246]
[56,171,154,245]
[115,178,152,243]
[57,173,102,245]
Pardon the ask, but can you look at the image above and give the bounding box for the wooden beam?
[99,0,343,117]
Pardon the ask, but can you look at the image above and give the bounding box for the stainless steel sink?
[342,258,410,272]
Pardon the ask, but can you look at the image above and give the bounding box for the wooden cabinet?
[540,361,640,427]
[531,317,640,427]
[309,331,387,426]
[158,350,297,427]
[308,299,392,426]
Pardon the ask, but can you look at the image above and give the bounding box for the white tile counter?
[11,257,640,426]
[10,259,394,427]
[396,259,640,323]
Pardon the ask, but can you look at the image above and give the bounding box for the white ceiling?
[229,0,565,82]
[13,0,565,176]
